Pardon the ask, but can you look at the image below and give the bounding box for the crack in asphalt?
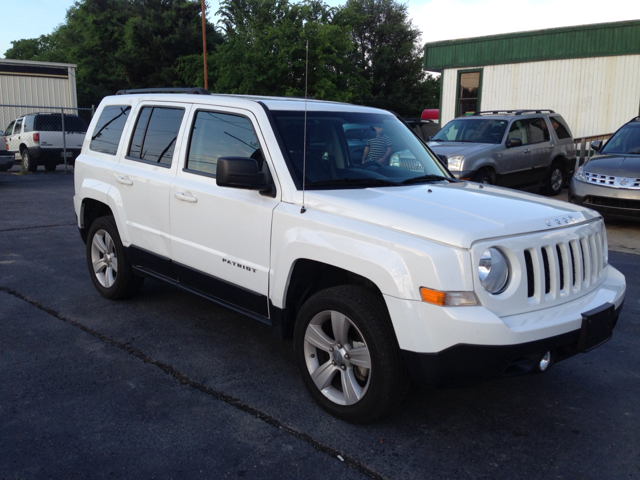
[0,223,77,232]
[0,286,386,480]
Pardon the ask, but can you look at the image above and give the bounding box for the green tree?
[336,0,433,116]
[208,0,366,102]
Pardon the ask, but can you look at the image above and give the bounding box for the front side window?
[432,119,507,144]
[270,111,450,190]
[186,111,261,176]
[128,107,184,166]
[507,120,528,145]
[90,106,131,156]
[601,122,640,155]
[526,118,550,144]
[4,121,14,136]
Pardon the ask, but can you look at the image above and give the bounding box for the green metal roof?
[423,20,640,72]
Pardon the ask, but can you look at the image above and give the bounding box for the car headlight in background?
[447,155,464,171]
[478,247,509,294]
[574,166,587,182]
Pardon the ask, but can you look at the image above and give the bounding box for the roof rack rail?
[471,109,555,116]
[115,87,211,95]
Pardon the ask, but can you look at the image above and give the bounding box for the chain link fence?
[1,105,94,172]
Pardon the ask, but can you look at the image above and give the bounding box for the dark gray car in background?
[569,116,640,219]
[428,110,576,196]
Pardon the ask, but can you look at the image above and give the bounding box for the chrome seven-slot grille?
[584,172,640,189]
[523,226,604,301]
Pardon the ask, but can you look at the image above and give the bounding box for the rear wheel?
[542,162,564,196]
[86,216,144,299]
[22,149,37,172]
[294,286,409,423]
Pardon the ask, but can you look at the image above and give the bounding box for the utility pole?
[201,0,208,90]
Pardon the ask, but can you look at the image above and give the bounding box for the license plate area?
[579,302,615,352]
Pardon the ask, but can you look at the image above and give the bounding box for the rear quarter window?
[89,106,131,156]
[550,116,572,139]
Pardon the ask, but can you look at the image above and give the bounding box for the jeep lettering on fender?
[74,88,626,423]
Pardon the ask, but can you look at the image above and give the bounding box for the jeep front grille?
[524,230,603,300]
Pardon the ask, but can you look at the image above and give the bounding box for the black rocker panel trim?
[126,245,269,318]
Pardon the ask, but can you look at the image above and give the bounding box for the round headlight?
[478,247,509,294]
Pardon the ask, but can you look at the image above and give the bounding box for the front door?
[170,108,279,318]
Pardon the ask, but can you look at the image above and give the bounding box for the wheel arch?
[79,198,114,244]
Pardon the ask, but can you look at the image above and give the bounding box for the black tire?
[294,286,410,423]
[542,162,564,196]
[471,168,493,184]
[86,216,144,300]
[22,149,37,172]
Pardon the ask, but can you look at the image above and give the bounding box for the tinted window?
[526,118,550,143]
[90,106,131,156]
[4,121,14,136]
[34,115,87,132]
[601,122,640,155]
[186,111,260,175]
[550,116,572,139]
[507,120,528,144]
[128,107,184,167]
[432,119,507,144]
[23,116,35,133]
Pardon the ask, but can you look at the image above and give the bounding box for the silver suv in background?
[428,110,575,195]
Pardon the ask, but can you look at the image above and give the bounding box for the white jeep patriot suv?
[74,88,626,423]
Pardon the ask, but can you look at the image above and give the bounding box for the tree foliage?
[4,0,439,115]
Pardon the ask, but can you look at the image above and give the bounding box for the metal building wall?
[440,54,640,138]
[0,60,78,131]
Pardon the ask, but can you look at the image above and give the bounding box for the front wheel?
[542,163,564,196]
[471,168,493,184]
[294,286,409,423]
[86,216,144,299]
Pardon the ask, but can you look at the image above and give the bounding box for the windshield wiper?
[400,174,456,185]
[305,178,400,188]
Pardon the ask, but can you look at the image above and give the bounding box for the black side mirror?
[591,140,602,153]
[506,138,522,148]
[216,157,275,197]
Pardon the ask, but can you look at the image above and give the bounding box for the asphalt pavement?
[1,170,639,479]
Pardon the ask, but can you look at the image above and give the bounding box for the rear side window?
[550,116,572,139]
[13,118,23,134]
[526,118,550,144]
[23,116,35,133]
[128,107,184,167]
[186,111,261,176]
[90,106,131,156]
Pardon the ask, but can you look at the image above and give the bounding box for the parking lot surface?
[1,170,639,479]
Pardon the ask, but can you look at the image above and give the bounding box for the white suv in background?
[73,89,625,423]
[4,113,87,171]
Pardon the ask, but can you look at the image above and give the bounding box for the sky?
[1,0,639,60]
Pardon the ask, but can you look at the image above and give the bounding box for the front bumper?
[402,301,623,387]
[385,263,625,386]
[569,178,640,220]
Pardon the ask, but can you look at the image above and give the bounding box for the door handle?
[116,176,133,186]
[174,192,198,203]
[548,144,555,149]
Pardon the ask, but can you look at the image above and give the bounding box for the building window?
[457,70,481,117]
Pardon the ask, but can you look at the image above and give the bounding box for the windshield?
[601,122,640,155]
[431,118,508,144]
[270,111,450,190]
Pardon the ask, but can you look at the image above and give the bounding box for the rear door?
[111,102,191,274]
[526,117,552,182]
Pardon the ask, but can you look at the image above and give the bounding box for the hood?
[304,182,597,249]
[427,141,496,157]
[584,154,640,177]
